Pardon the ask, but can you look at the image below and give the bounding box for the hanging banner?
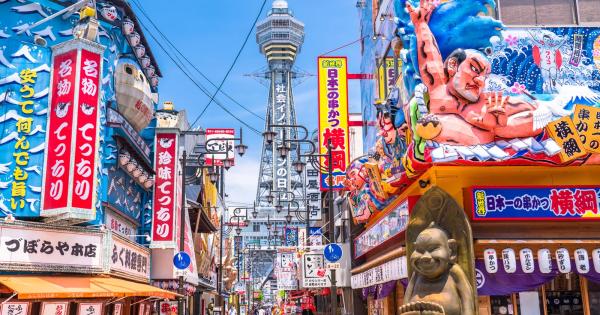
[377,57,399,100]
[204,128,235,166]
[77,303,102,315]
[1,303,30,315]
[41,302,68,315]
[151,131,179,246]
[470,186,600,220]
[317,57,349,191]
[41,39,104,222]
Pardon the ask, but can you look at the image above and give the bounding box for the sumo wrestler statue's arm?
[406,0,445,94]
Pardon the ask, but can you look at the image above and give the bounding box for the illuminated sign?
[41,39,104,221]
[470,186,600,220]
[151,131,178,245]
[317,56,350,191]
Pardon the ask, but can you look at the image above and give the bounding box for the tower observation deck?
[255,0,306,212]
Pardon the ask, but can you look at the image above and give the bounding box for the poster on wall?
[41,302,68,315]
[1,302,30,315]
[159,302,177,315]
[317,56,350,191]
[112,304,122,315]
[77,303,102,315]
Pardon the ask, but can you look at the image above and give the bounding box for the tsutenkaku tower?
[255,0,306,212]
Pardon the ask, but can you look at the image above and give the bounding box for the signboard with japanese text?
[0,222,105,272]
[1,303,30,315]
[276,252,298,290]
[317,57,349,191]
[354,198,411,258]
[41,302,68,315]
[546,117,586,162]
[350,256,407,289]
[272,80,291,193]
[305,163,322,220]
[105,211,137,241]
[470,186,600,220]
[572,105,600,154]
[302,252,330,288]
[205,128,235,166]
[151,131,178,246]
[0,40,51,218]
[109,234,150,282]
[77,303,102,315]
[377,57,400,100]
[41,39,104,222]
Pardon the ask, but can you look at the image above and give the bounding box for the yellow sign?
[572,104,600,154]
[546,116,587,162]
[378,57,400,100]
[317,57,350,191]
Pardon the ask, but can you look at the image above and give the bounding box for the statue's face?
[450,52,490,102]
[379,115,397,144]
[411,228,453,279]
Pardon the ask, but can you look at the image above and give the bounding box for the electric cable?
[132,11,263,134]
[130,0,265,122]
[191,0,269,127]
[319,35,368,57]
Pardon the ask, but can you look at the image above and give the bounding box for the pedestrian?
[258,307,266,315]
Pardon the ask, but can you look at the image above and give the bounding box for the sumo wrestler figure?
[399,223,475,315]
[408,0,542,145]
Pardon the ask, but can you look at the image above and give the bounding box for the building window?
[253,223,260,232]
[498,0,600,25]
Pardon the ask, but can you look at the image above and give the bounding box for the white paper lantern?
[593,249,600,273]
[135,45,146,58]
[520,248,535,274]
[555,248,572,273]
[538,248,553,273]
[484,249,498,274]
[128,32,141,47]
[126,159,138,172]
[122,18,135,35]
[502,248,517,273]
[575,248,590,274]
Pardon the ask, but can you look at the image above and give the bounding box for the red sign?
[42,40,103,220]
[205,128,235,166]
[72,49,101,210]
[151,132,178,243]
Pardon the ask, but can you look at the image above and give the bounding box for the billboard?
[205,128,235,166]
[41,39,103,221]
[317,57,350,191]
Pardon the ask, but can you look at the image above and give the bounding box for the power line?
[319,35,367,57]
[130,2,263,134]
[191,0,269,127]
[129,0,265,122]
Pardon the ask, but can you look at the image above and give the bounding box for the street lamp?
[266,193,274,204]
[262,130,276,144]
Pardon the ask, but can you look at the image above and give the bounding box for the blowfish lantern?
[122,18,135,35]
[140,56,151,68]
[144,65,155,78]
[114,58,156,131]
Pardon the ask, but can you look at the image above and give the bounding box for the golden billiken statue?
[399,223,475,315]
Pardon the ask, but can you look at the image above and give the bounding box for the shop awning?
[0,276,178,300]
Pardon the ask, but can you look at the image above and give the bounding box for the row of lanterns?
[484,248,600,275]
[119,149,154,190]
[122,18,159,88]
[151,281,197,295]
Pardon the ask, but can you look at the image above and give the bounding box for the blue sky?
[133,0,362,205]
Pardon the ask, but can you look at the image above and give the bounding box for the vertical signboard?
[378,57,398,99]
[317,57,349,191]
[151,131,178,246]
[41,302,68,315]
[273,78,290,193]
[41,39,104,221]
[205,128,235,166]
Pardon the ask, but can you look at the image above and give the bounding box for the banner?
[41,39,104,221]
[205,128,235,166]
[317,57,349,191]
[151,131,179,245]
[470,186,600,220]
[377,57,399,100]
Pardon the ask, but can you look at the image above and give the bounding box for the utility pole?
[327,140,337,315]
[179,151,187,315]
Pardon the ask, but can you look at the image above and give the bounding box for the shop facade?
[352,0,600,314]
